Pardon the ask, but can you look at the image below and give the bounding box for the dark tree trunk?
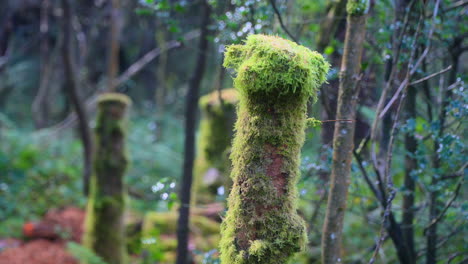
[175,1,211,263]
[61,0,93,196]
[426,37,462,264]
[402,84,417,263]
[33,0,52,129]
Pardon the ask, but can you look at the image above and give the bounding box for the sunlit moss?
[220,35,329,264]
[346,0,370,16]
[223,34,329,102]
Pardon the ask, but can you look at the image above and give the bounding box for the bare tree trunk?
[155,22,168,139]
[402,84,417,263]
[316,0,347,53]
[107,0,121,92]
[61,0,93,196]
[32,0,52,129]
[321,2,368,263]
[175,1,211,263]
[426,37,462,264]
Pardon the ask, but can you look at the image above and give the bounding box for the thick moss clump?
[346,0,370,16]
[193,88,239,204]
[83,93,131,264]
[220,35,329,264]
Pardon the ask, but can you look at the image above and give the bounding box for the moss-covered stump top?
[97,92,132,107]
[199,88,239,109]
[224,34,329,101]
[347,0,370,16]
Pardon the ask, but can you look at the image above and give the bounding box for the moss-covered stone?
[83,93,131,264]
[193,88,239,204]
[346,0,370,16]
[141,211,221,263]
[219,35,329,264]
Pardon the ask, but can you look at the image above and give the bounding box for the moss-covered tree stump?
[219,35,329,263]
[193,88,239,204]
[83,93,131,264]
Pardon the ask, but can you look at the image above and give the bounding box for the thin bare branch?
[410,65,452,85]
[269,0,299,43]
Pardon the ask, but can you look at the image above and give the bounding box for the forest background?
[0,0,466,263]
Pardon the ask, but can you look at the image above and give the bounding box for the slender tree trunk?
[316,0,347,53]
[402,84,417,263]
[107,0,121,92]
[33,0,51,129]
[321,2,368,263]
[155,21,168,139]
[175,1,211,263]
[426,39,461,264]
[61,0,93,196]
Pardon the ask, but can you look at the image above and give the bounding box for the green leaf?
[324,46,335,55]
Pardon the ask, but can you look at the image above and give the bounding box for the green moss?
[306,117,322,127]
[224,34,329,102]
[96,92,132,106]
[193,88,239,204]
[83,93,131,264]
[142,211,220,236]
[141,211,221,263]
[346,0,370,16]
[220,35,329,264]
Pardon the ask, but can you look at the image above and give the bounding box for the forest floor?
[0,207,84,264]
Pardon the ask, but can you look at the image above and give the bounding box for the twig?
[410,65,452,85]
[117,30,200,86]
[269,0,299,43]
[321,119,355,123]
[353,151,383,204]
[424,175,465,234]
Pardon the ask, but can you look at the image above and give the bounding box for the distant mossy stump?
[193,88,239,204]
[219,35,329,263]
[83,93,131,264]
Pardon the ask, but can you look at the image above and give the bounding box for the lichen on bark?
[82,92,131,264]
[219,35,329,264]
[193,88,238,204]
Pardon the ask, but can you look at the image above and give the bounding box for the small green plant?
[66,242,108,264]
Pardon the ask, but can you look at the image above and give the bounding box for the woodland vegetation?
[0,0,466,264]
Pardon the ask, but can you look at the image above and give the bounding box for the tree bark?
[402,84,417,263]
[61,0,93,196]
[175,1,211,263]
[107,0,121,92]
[321,4,368,263]
[426,37,462,264]
[32,0,51,129]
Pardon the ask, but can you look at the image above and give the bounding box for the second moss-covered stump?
[219,35,329,263]
[193,88,238,204]
[83,93,131,264]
